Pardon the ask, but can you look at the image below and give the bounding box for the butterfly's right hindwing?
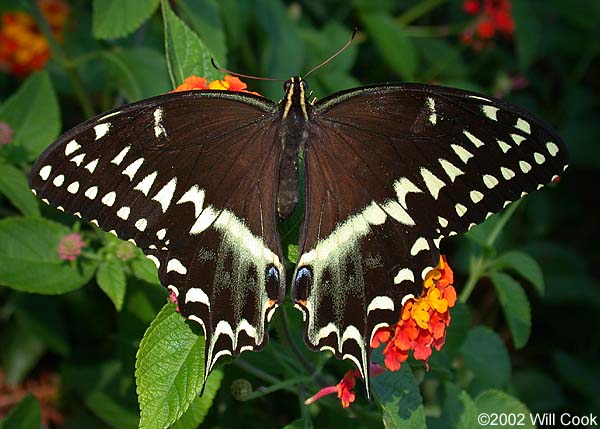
[30,90,285,380]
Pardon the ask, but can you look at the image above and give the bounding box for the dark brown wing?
[29,90,286,381]
[292,83,568,395]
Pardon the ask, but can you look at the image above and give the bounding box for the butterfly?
[29,75,568,397]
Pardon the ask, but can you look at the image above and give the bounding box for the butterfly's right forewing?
[29,90,286,380]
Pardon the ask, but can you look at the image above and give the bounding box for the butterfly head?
[282,76,309,120]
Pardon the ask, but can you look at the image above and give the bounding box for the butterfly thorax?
[277,77,311,219]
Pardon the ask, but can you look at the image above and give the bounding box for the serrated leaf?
[372,364,426,429]
[492,251,544,295]
[171,369,223,429]
[0,217,97,294]
[93,0,160,39]
[361,14,417,81]
[0,71,60,162]
[475,390,535,429]
[161,0,220,88]
[97,258,127,311]
[0,162,40,216]
[442,382,478,429]
[136,303,205,429]
[0,394,41,429]
[460,326,510,389]
[490,272,531,349]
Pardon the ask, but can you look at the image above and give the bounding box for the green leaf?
[372,364,426,429]
[490,272,532,349]
[0,162,39,216]
[0,319,45,386]
[92,0,160,39]
[0,394,41,429]
[171,369,223,429]
[474,390,535,429]
[176,0,227,66]
[85,390,139,429]
[361,14,417,81]
[136,303,205,429]
[282,419,307,429]
[130,254,160,285]
[97,258,127,311]
[0,71,60,162]
[460,326,510,390]
[161,0,220,88]
[441,382,478,429]
[0,217,97,294]
[512,370,567,412]
[492,251,544,295]
[101,47,171,102]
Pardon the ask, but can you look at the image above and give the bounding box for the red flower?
[463,0,480,15]
[57,233,85,261]
[172,75,260,96]
[460,0,515,49]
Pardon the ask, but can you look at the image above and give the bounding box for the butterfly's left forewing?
[29,90,286,379]
[293,84,568,394]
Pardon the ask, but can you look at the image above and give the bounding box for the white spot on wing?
[534,152,545,164]
[39,165,52,180]
[438,158,464,182]
[116,206,130,220]
[64,140,80,156]
[367,296,395,314]
[146,255,160,268]
[393,177,423,208]
[483,174,498,189]
[70,153,85,166]
[481,105,499,121]
[455,203,467,217]
[67,181,79,194]
[470,190,483,203]
[420,167,446,199]
[135,218,148,231]
[84,158,99,173]
[101,191,116,207]
[190,206,218,234]
[85,186,98,199]
[154,107,167,138]
[515,118,531,134]
[156,228,167,240]
[176,185,205,217]
[94,123,111,140]
[511,134,526,146]
[451,144,474,164]
[410,237,430,256]
[426,97,437,125]
[394,268,414,284]
[167,258,187,275]
[111,146,130,165]
[362,201,387,225]
[501,166,515,180]
[519,160,532,173]
[463,130,485,148]
[497,139,511,153]
[134,171,157,196]
[546,141,559,156]
[381,200,414,226]
[186,288,210,307]
[438,216,448,227]
[122,158,144,180]
[152,177,177,212]
[53,174,64,187]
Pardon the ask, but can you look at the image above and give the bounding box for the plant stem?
[241,376,310,401]
[459,200,522,303]
[397,0,449,26]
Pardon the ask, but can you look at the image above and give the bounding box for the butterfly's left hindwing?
[29,90,286,380]
[293,84,568,393]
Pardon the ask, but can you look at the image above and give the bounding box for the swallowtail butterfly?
[29,75,568,396]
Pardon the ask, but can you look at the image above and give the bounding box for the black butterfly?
[29,77,568,396]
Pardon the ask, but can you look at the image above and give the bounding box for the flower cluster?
[461,0,515,50]
[172,75,260,95]
[57,233,85,261]
[305,256,457,408]
[0,0,70,76]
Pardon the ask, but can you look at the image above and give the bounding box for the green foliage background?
[0,0,598,428]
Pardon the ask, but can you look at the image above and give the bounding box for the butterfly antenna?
[210,59,284,81]
[303,27,357,79]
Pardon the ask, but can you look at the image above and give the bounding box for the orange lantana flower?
[172,74,260,96]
